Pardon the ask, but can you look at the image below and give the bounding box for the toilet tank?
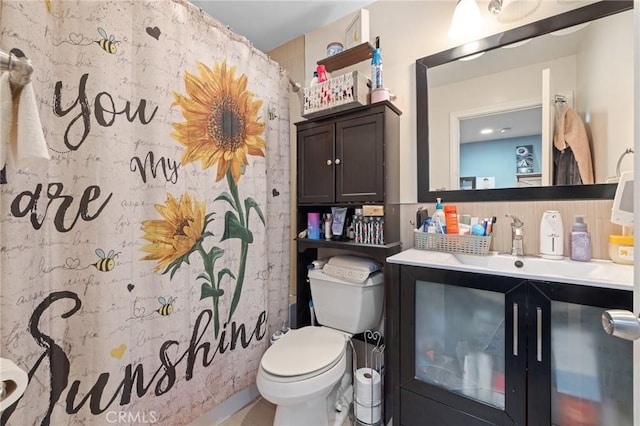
[307,268,384,334]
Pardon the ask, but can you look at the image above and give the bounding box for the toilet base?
[272,382,352,426]
[273,386,331,426]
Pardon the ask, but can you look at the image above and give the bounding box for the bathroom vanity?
[387,249,633,426]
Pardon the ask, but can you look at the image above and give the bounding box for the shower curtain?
[0,1,290,424]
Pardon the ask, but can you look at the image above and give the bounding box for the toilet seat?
[261,327,346,383]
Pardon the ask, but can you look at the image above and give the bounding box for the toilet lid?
[261,327,345,377]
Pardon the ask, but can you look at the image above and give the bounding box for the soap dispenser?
[570,215,591,262]
[433,198,446,234]
[540,210,563,259]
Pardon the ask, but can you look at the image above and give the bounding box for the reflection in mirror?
[416,1,633,202]
[457,107,542,190]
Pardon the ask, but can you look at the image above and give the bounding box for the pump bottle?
[432,198,446,234]
[570,215,591,261]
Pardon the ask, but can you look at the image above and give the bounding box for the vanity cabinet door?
[528,281,633,426]
[399,266,527,426]
[334,113,384,203]
[297,123,335,204]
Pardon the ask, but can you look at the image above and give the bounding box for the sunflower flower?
[140,192,208,275]
[172,61,266,183]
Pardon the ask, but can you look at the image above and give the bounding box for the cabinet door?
[528,282,633,426]
[399,266,527,426]
[335,113,384,203]
[297,123,335,204]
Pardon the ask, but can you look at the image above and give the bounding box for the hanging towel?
[553,106,594,185]
[0,73,12,169]
[9,81,49,169]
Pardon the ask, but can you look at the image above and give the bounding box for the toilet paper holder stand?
[354,330,385,425]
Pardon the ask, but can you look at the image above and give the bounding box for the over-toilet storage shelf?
[294,101,401,425]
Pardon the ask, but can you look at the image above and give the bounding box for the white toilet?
[256,259,384,426]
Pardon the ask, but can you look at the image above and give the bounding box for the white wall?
[577,10,634,182]
[303,0,601,203]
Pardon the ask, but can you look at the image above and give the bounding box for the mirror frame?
[416,0,633,202]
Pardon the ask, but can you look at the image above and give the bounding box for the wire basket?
[302,71,368,119]
[414,230,492,255]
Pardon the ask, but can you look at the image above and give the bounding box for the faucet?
[506,214,524,256]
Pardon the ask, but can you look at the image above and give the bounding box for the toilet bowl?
[256,326,351,426]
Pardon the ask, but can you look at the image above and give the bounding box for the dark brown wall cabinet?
[296,101,401,205]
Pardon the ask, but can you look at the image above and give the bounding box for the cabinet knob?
[335,158,341,165]
[326,160,332,166]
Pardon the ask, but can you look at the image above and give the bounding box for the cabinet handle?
[326,159,332,166]
[513,303,518,356]
[536,307,542,362]
[335,158,341,165]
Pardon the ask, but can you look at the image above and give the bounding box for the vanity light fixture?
[488,0,503,15]
[500,127,511,133]
[480,128,494,135]
[449,0,484,40]
[487,0,541,24]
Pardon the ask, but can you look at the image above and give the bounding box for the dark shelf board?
[317,42,374,73]
[296,238,402,261]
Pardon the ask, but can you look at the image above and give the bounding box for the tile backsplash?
[402,199,622,260]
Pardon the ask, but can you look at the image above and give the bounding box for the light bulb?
[449,0,484,40]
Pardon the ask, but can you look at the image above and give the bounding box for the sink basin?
[387,249,633,290]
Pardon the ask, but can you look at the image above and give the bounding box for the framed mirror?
[416,0,633,202]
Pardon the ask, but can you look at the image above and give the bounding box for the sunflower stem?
[227,169,245,226]
[226,169,248,322]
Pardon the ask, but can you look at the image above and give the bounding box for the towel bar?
[0,49,33,87]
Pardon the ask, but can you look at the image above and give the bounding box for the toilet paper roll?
[354,368,382,406]
[355,400,382,425]
[0,358,28,413]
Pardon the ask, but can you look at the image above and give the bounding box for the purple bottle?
[570,215,591,262]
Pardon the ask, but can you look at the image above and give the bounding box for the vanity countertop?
[387,248,633,291]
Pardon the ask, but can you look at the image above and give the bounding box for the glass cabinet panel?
[415,279,506,409]
[551,301,633,426]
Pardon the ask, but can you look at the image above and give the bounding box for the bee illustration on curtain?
[156,296,176,316]
[96,27,118,54]
[94,248,119,272]
[267,102,277,120]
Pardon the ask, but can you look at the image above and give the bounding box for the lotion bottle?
[432,198,446,234]
[540,210,563,259]
[570,215,591,262]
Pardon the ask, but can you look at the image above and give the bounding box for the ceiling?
[460,107,542,144]
[188,1,374,53]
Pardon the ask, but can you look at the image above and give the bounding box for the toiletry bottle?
[432,198,446,234]
[371,48,383,89]
[316,65,328,83]
[444,205,459,234]
[540,210,563,259]
[309,71,319,87]
[324,213,333,240]
[570,215,591,262]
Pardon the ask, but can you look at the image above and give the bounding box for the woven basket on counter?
[414,230,492,255]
